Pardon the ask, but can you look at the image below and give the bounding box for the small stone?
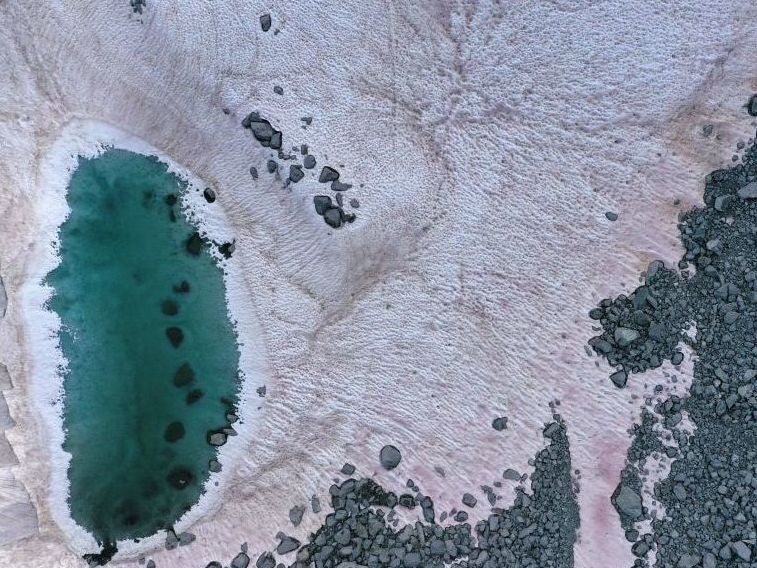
[610,370,628,388]
[259,13,271,32]
[209,459,222,473]
[340,463,356,475]
[748,94,757,117]
[203,188,216,203]
[254,553,274,568]
[303,155,316,169]
[178,532,195,546]
[502,468,520,481]
[349,198,360,208]
[311,495,321,513]
[207,431,227,446]
[605,211,618,221]
[738,181,757,199]
[273,86,283,96]
[256,385,266,397]
[732,541,751,561]
[614,327,639,347]
[267,160,277,174]
[677,554,702,568]
[288,505,306,528]
[318,166,340,183]
[323,208,342,228]
[615,485,642,519]
[289,165,304,183]
[249,166,258,179]
[462,493,477,507]
[276,535,301,555]
[269,132,282,150]
[492,416,508,431]
[313,195,332,216]
[379,444,402,470]
[331,180,352,191]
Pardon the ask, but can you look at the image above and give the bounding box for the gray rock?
[605,211,618,221]
[303,155,316,169]
[146,561,155,568]
[259,13,271,32]
[610,370,627,388]
[207,431,226,446]
[323,208,342,229]
[273,86,283,95]
[492,416,508,431]
[311,495,321,513]
[677,554,701,568]
[208,459,222,473]
[341,463,356,475]
[349,198,360,208]
[289,505,305,527]
[379,444,401,470]
[276,535,301,555]
[289,165,304,183]
[462,493,477,507]
[748,94,757,117]
[313,195,333,216]
[615,485,642,519]
[737,181,757,199]
[266,160,277,174]
[614,327,639,347]
[732,541,751,561]
[331,181,352,191]
[178,532,195,546]
[318,166,340,183]
[502,468,520,481]
[254,552,273,568]
[249,166,258,179]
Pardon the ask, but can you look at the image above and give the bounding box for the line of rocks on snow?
[588,102,757,567]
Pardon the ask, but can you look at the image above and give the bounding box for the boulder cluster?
[589,120,757,566]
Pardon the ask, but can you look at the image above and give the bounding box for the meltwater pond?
[46,149,240,543]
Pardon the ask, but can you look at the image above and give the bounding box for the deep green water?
[47,149,239,543]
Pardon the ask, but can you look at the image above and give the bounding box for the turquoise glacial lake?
[46,149,239,543]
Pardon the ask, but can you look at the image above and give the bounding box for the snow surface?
[0,1,756,567]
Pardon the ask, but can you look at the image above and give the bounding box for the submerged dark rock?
[161,299,179,316]
[166,467,193,490]
[186,389,204,405]
[164,421,186,443]
[173,363,194,387]
[165,327,184,348]
[186,232,203,255]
